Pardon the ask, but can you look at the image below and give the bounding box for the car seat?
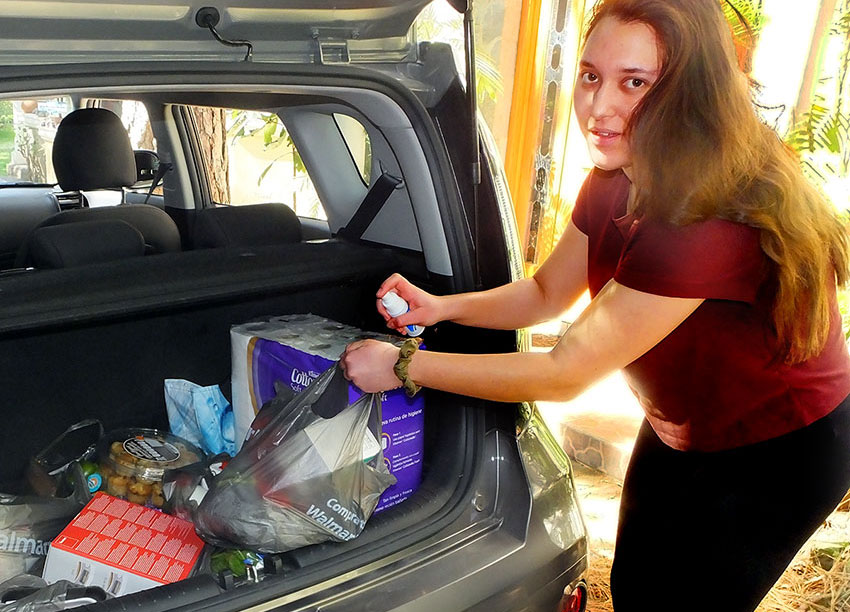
[0,189,60,269]
[26,220,145,269]
[14,108,181,267]
[191,203,302,249]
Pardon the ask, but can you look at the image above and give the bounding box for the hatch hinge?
[312,32,352,64]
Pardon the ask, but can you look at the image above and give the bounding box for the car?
[0,1,588,610]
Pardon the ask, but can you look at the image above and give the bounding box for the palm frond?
[475,51,504,104]
[722,0,766,41]
[787,99,849,154]
[781,0,850,190]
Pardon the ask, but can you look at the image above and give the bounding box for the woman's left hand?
[339,339,403,393]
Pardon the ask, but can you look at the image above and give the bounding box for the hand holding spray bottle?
[381,291,424,337]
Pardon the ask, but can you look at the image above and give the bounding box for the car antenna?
[195,6,253,62]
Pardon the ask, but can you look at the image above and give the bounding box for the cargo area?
[0,238,519,609]
[0,240,402,483]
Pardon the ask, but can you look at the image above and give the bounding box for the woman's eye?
[581,72,598,84]
[625,78,646,89]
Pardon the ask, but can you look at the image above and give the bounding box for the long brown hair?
[586,0,850,363]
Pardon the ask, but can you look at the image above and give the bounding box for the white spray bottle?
[381,291,424,337]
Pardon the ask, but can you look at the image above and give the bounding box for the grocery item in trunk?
[231,314,425,512]
[42,493,205,597]
[97,429,204,508]
[0,494,83,584]
[25,420,103,499]
[164,380,236,457]
[192,366,395,553]
[0,574,108,610]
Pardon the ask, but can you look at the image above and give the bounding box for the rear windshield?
[0,97,154,186]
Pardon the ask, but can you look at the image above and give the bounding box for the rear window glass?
[190,106,327,221]
[334,113,371,186]
[0,97,154,187]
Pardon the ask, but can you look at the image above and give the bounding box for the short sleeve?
[614,217,766,303]
[571,168,630,236]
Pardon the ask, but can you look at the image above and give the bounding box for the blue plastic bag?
[164,380,236,456]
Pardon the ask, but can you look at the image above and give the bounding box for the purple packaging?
[231,315,424,513]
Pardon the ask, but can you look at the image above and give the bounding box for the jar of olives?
[98,428,204,507]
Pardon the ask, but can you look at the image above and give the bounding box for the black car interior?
[51,108,138,193]
[15,203,183,265]
[1,106,314,271]
[0,105,464,506]
[191,202,302,249]
[23,219,145,269]
[0,188,61,269]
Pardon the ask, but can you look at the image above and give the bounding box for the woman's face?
[573,16,662,175]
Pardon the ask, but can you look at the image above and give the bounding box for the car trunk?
[0,0,537,596]
[0,237,520,609]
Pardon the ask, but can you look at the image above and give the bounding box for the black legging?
[610,395,850,612]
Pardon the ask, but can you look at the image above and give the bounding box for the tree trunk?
[191,106,230,204]
[138,119,155,152]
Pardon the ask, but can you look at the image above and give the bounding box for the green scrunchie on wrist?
[393,338,422,397]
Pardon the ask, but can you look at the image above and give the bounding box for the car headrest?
[192,203,302,249]
[26,219,145,269]
[52,108,137,192]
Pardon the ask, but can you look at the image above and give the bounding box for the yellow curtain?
[504,0,548,253]
[504,0,588,275]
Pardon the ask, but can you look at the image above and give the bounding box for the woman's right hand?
[376,273,446,334]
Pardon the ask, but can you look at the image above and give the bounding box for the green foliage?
[783,0,850,194]
[793,1,850,341]
[0,100,12,128]
[786,97,850,184]
[0,125,13,175]
[787,98,846,155]
[226,110,306,187]
[474,52,504,106]
[719,1,850,194]
[838,287,850,342]
[414,2,504,108]
[15,125,46,183]
[721,0,766,43]
[0,102,16,175]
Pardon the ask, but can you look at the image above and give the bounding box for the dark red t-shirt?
[572,168,850,451]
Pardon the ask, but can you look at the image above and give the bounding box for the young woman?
[340,1,850,609]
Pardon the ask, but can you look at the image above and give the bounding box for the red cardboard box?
[43,492,204,596]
